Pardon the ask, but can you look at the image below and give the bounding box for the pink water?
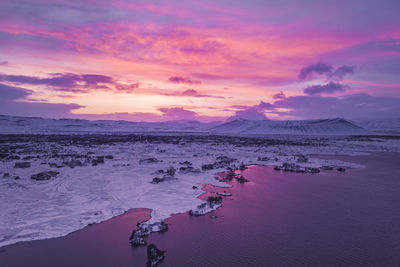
[1,153,399,266]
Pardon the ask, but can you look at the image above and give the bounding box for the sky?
[0,0,399,122]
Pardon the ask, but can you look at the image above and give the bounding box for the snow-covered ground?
[0,133,399,248]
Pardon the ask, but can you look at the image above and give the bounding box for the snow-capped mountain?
[209,118,366,135]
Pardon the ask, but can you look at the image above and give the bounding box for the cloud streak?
[304,82,347,95]
[0,73,139,93]
[168,76,201,85]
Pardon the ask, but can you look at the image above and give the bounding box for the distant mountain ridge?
[209,118,366,135]
[0,114,398,135]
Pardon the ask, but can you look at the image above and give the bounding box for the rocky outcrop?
[146,244,165,267]
[14,162,31,168]
[31,171,59,180]
[321,166,334,170]
[219,170,249,183]
[91,156,105,166]
[63,159,83,168]
[257,156,270,161]
[189,196,223,216]
[130,221,168,247]
[139,157,160,164]
[274,163,320,173]
[151,166,176,184]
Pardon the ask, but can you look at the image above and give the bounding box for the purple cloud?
[272,93,400,119]
[0,73,111,88]
[158,107,198,121]
[272,91,286,100]
[258,101,274,110]
[0,72,138,93]
[228,100,273,121]
[304,82,346,95]
[0,61,10,66]
[0,83,32,100]
[329,65,355,81]
[168,76,201,85]
[299,62,333,80]
[229,107,268,121]
[0,82,82,118]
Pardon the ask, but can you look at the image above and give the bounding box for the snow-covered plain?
[1,133,399,248]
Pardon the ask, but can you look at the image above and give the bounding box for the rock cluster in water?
[147,244,165,267]
[274,162,320,173]
[189,196,223,216]
[130,221,168,247]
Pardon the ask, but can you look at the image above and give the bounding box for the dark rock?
[152,167,176,183]
[14,162,31,168]
[146,244,165,267]
[31,171,59,181]
[306,167,320,173]
[226,170,236,179]
[92,156,105,166]
[14,176,20,180]
[321,166,334,170]
[180,161,192,166]
[296,154,308,163]
[63,159,83,168]
[274,163,320,173]
[257,156,270,161]
[49,163,63,168]
[239,163,247,170]
[179,166,200,174]
[210,215,218,219]
[3,173,10,178]
[192,186,198,189]
[337,167,346,172]
[213,156,237,168]
[105,155,114,159]
[130,221,168,247]
[207,196,223,206]
[189,196,223,216]
[139,157,160,164]
[151,177,165,184]
[201,164,214,171]
[165,166,176,177]
[236,175,249,183]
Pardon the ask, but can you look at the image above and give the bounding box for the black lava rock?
[147,244,165,267]
[31,171,59,181]
[14,162,31,168]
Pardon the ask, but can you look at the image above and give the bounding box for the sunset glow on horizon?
[1,0,399,121]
